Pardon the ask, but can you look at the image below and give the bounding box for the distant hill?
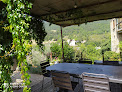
[44,20,110,47]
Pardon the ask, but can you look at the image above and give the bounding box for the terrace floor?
[11,71,84,92]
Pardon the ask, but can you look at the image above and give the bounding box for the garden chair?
[40,60,52,91]
[51,70,81,92]
[82,72,110,92]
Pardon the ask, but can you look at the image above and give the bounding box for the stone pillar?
[110,18,122,53]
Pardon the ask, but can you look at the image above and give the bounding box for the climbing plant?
[0,0,33,92]
[0,0,47,91]
[119,41,122,52]
[29,17,47,49]
[42,7,89,25]
[0,2,13,92]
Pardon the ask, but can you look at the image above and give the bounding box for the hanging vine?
[42,8,85,25]
[7,0,33,91]
[0,0,48,91]
[0,2,13,92]
[0,0,33,92]
[29,17,47,50]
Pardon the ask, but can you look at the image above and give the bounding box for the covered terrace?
[29,0,122,92]
[8,0,122,92]
[31,0,122,61]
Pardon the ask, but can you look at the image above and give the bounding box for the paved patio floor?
[11,71,83,92]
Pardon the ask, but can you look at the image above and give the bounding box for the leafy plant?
[104,51,120,61]
[29,17,47,49]
[0,0,48,91]
[80,44,101,62]
[119,41,122,52]
[74,48,81,62]
[50,43,61,58]
[0,0,33,91]
[50,42,75,62]
[62,43,75,62]
[0,3,13,92]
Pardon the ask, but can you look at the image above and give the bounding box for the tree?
[63,43,75,62]
[80,44,101,62]
[104,51,120,61]
[50,42,75,62]
[50,43,61,58]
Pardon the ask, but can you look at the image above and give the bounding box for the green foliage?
[50,43,61,58]
[50,42,75,62]
[80,44,86,52]
[101,35,111,52]
[45,20,111,62]
[80,44,101,62]
[0,0,33,91]
[29,17,47,48]
[0,3,13,92]
[0,0,7,3]
[31,45,46,65]
[0,0,47,90]
[119,41,122,52]
[74,48,81,62]
[104,51,120,61]
[63,43,75,62]
[45,20,110,42]
[0,4,12,52]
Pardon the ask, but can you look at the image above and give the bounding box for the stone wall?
[111,18,122,53]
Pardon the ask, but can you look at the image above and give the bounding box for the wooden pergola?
[31,0,122,27]
[31,0,122,62]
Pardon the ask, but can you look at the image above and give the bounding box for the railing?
[117,18,122,33]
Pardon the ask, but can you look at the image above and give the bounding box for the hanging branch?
[0,0,33,92]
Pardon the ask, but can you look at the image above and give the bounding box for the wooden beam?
[40,0,120,17]
[58,14,122,27]
[54,9,122,23]
[31,8,122,27]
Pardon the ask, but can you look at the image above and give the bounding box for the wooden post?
[120,52,122,61]
[102,50,104,63]
[81,52,83,60]
[50,52,52,61]
[61,26,64,62]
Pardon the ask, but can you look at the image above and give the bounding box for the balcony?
[117,19,122,33]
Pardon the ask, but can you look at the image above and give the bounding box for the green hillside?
[44,20,110,47]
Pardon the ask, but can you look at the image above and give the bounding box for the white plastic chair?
[82,72,110,92]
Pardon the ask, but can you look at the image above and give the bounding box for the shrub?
[119,41,122,52]
[63,43,75,62]
[50,42,75,62]
[80,44,101,62]
[104,51,120,61]
[74,49,81,62]
[50,43,61,58]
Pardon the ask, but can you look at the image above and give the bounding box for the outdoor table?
[46,63,122,84]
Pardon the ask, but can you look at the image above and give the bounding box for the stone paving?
[11,71,83,92]
[11,71,53,92]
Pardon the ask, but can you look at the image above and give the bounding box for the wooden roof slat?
[31,0,122,27]
[40,0,119,17]
[56,10,122,27]
[53,9,122,23]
